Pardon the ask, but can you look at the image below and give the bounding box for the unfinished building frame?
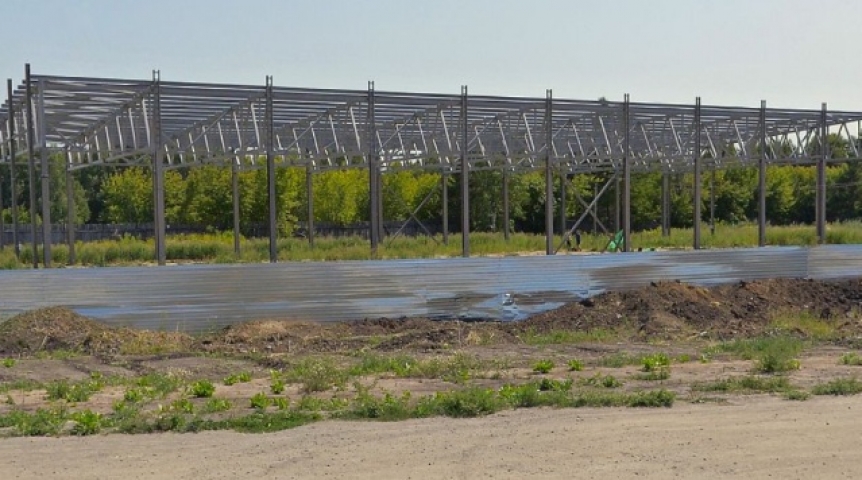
[2,64,862,266]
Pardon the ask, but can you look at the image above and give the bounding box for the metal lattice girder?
[4,72,862,175]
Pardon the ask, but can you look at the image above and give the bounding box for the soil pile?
[0,307,193,355]
[3,278,862,356]
[514,278,862,339]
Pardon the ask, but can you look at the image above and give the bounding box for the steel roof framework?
[2,66,861,266]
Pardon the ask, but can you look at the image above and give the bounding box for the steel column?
[559,172,567,238]
[441,170,448,245]
[306,164,314,248]
[693,97,702,250]
[24,64,38,267]
[622,94,631,252]
[37,79,51,266]
[65,152,75,265]
[460,86,469,257]
[614,175,620,233]
[266,76,277,262]
[758,100,767,247]
[502,169,510,241]
[151,71,166,266]
[231,159,240,257]
[367,82,380,255]
[544,90,554,255]
[709,166,715,236]
[6,79,19,258]
[661,172,670,237]
[816,102,828,244]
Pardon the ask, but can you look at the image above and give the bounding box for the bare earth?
[0,395,859,480]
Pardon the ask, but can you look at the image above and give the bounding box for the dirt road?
[1,395,859,479]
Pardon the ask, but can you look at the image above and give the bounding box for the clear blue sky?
[2,0,860,110]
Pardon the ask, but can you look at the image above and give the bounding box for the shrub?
[250,392,271,410]
[223,372,252,386]
[532,360,555,374]
[567,359,584,371]
[71,410,102,436]
[581,373,622,389]
[203,398,233,413]
[2,358,15,368]
[284,359,348,393]
[840,353,862,366]
[190,380,215,398]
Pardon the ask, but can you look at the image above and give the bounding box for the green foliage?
[223,372,252,386]
[567,359,584,371]
[270,377,286,395]
[189,380,215,398]
[812,377,862,396]
[2,358,15,368]
[705,336,803,373]
[284,358,348,393]
[9,408,67,436]
[70,410,103,436]
[203,398,233,413]
[250,392,271,410]
[580,373,623,389]
[519,328,620,345]
[45,379,101,403]
[692,376,792,393]
[531,359,555,374]
[840,353,862,366]
[136,372,183,398]
[783,390,811,401]
[641,353,671,372]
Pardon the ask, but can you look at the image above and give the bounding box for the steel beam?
[6,79,19,257]
[231,159,240,257]
[37,80,51,266]
[693,97,702,250]
[622,94,631,252]
[25,64,38,267]
[266,76,277,262]
[758,100,767,247]
[65,150,75,264]
[367,82,380,256]
[502,168,510,241]
[816,103,828,243]
[545,90,554,255]
[441,169,449,245]
[460,86,470,258]
[306,163,314,248]
[661,172,670,237]
[151,72,166,266]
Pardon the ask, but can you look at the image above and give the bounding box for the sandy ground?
[1,396,860,480]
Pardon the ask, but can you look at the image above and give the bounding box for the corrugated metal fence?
[0,245,860,333]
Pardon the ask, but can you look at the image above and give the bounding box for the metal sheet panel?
[0,245,855,333]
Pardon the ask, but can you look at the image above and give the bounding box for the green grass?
[223,372,252,386]
[704,336,804,373]
[691,375,793,394]
[2,358,15,368]
[811,377,862,396]
[840,353,862,365]
[189,380,215,398]
[579,373,623,389]
[768,311,840,340]
[567,359,584,371]
[8,221,862,270]
[531,359,555,374]
[518,328,622,345]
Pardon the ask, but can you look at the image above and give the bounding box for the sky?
[1,0,861,111]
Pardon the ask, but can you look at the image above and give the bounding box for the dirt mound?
[0,307,112,354]
[513,278,862,340]
[0,307,193,356]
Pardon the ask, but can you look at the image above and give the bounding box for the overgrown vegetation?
[812,377,862,396]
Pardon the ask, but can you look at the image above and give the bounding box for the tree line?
[1,134,861,235]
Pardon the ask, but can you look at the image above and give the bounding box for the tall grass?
[2,221,862,268]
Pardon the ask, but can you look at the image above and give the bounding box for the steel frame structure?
[3,65,862,266]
